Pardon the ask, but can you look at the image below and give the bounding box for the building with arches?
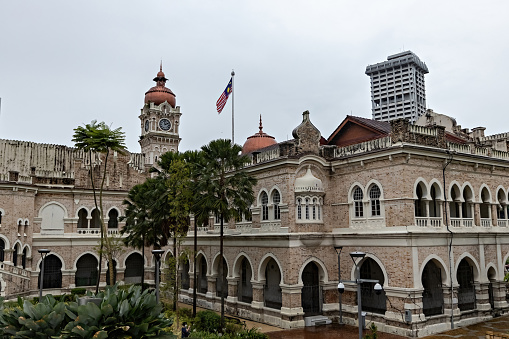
[0,65,180,298]
[180,111,509,337]
[1,63,509,337]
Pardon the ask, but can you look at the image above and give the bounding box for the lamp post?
[337,251,383,339]
[334,246,343,325]
[38,249,50,300]
[152,249,164,303]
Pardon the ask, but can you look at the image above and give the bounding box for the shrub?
[71,287,87,296]
[193,310,221,333]
[0,285,176,338]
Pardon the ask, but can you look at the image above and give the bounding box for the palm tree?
[72,120,127,292]
[196,139,257,327]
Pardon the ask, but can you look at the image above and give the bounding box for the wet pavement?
[266,314,509,339]
[420,314,509,338]
[266,323,407,339]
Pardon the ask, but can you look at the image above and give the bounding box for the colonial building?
[1,63,509,338]
[180,109,509,337]
[0,66,180,298]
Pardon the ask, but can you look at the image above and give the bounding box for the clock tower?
[139,65,182,166]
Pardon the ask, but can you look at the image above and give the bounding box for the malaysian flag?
[216,78,233,114]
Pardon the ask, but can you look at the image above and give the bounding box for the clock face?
[159,118,171,131]
[144,120,149,132]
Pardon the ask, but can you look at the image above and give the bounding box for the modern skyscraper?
[365,51,429,123]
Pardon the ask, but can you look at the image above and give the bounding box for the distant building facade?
[366,51,429,123]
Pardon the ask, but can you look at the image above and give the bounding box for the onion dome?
[242,115,277,154]
[144,64,176,107]
[295,167,324,193]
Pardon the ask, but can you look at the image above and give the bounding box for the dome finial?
[160,60,163,72]
[259,114,263,133]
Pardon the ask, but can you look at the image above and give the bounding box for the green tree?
[196,139,257,328]
[157,151,193,311]
[72,120,127,292]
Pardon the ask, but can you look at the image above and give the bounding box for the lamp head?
[337,282,345,294]
[374,283,383,295]
[152,249,164,256]
[349,251,366,259]
[38,249,50,254]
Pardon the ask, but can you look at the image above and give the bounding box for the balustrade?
[481,218,492,228]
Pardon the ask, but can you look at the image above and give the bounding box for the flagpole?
[231,70,235,144]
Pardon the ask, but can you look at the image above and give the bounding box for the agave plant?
[0,285,176,339]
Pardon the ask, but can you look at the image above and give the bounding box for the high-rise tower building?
[365,51,429,123]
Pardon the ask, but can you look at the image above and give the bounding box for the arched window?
[272,191,281,220]
[125,253,144,284]
[353,187,363,218]
[181,259,190,290]
[430,185,440,217]
[108,209,119,229]
[305,198,310,220]
[239,258,253,303]
[317,199,321,220]
[22,247,27,269]
[422,260,444,316]
[261,192,269,221]
[264,259,282,309]
[199,257,208,294]
[91,209,101,228]
[215,257,228,298]
[369,185,381,217]
[415,184,425,217]
[75,254,98,286]
[457,259,476,311]
[360,258,386,314]
[297,198,302,220]
[39,255,62,289]
[77,208,88,228]
[0,239,5,262]
[312,198,317,220]
[13,244,19,267]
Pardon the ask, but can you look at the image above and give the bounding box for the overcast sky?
[1,1,508,153]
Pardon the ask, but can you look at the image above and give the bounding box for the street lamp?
[38,249,50,300]
[334,246,344,325]
[337,251,384,339]
[152,249,164,303]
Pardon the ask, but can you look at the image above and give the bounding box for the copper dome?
[242,116,277,154]
[144,65,176,107]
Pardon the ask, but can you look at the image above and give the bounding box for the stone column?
[492,281,509,309]
[425,200,430,219]
[16,253,23,268]
[227,277,239,303]
[251,281,265,309]
[280,284,305,327]
[491,204,498,227]
[474,203,481,227]
[3,249,13,265]
[442,284,460,323]
[207,276,216,299]
[475,282,491,311]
